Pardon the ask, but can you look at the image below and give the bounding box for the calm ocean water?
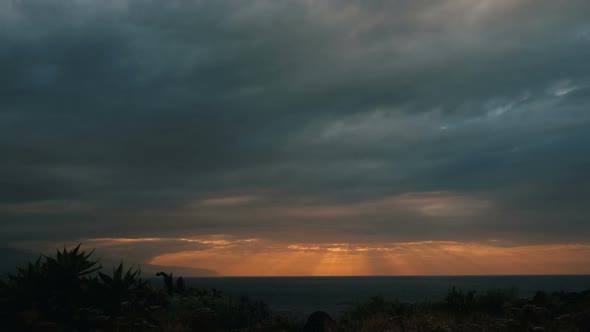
[184,275,590,317]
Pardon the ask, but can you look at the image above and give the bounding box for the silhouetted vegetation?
[1,244,590,331]
[444,286,518,315]
[156,271,189,297]
[0,245,289,331]
[337,287,590,332]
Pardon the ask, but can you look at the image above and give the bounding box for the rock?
[304,311,335,332]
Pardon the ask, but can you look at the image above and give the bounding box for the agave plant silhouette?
[41,244,102,320]
[0,244,103,327]
[99,262,147,291]
[3,256,48,306]
[98,262,148,314]
[44,243,102,280]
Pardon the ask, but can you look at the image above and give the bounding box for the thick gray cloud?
[1,0,590,258]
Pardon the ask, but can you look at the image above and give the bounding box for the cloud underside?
[1,0,590,274]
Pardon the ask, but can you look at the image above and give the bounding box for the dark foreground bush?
[444,287,518,315]
[0,244,305,331]
[0,244,155,330]
[336,287,590,332]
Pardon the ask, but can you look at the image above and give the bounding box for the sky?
[1,0,590,276]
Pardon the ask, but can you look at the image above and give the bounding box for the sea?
[182,275,590,318]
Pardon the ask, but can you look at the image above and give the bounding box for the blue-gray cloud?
[1,0,590,251]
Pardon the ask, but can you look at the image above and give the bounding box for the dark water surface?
[183,275,590,317]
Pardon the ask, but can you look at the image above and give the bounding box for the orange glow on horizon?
[148,241,590,276]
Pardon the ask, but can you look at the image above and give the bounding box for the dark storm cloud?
[1,0,590,250]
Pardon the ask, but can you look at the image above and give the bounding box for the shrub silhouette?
[0,244,102,325]
[97,262,148,314]
[0,244,157,330]
[476,288,517,315]
[444,286,518,316]
[44,244,102,318]
[157,271,189,295]
[156,271,175,295]
[445,286,476,313]
[0,245,280,331]
[176,276,186,294]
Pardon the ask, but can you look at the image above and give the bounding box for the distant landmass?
[0,247,218,278]
[140,264,219,277]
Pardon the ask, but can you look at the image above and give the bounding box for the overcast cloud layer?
[1,0,590,272]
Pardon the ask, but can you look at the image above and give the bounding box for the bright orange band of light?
[147,240,590,276]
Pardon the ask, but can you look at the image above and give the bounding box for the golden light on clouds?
[87,237,163,244]
[148,240,590,276]
[24,236,590,276]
